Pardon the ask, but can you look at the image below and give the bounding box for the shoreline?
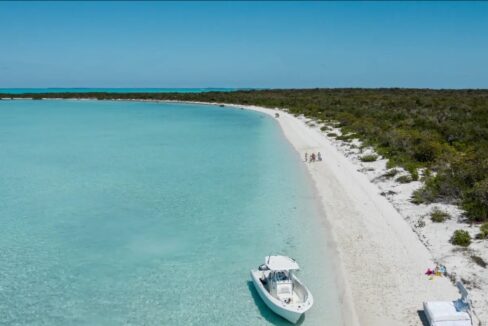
[4,98,480,324]
[177,101,461,325]
[160,100,462,325]
[188,102,362,325]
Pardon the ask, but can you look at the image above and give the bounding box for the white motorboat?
[250,255,313,324]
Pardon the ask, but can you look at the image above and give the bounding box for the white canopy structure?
[423,301,471,326]
[265,255,300,271]
[423,282,474,326]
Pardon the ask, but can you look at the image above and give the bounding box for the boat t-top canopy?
[265,255,300,271]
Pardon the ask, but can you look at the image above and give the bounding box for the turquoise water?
[0,88,246,94]
[0,100,341,325]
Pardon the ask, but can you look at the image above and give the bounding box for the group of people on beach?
[304,152,322,163]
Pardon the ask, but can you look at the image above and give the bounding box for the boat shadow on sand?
[246,281,305,325]
[417,310,430,326]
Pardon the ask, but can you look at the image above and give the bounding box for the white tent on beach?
[423,282,475,326]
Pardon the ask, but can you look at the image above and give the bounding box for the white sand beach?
[172,101,481,326]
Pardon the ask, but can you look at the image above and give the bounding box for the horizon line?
[1,87,488,91]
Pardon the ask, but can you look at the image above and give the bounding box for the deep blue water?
[0,100,341,325]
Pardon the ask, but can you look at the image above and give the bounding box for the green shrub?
[327,132,338,137]
[336,133,357,142]
[450,230,471,247]
[404,162,420,181]
[386,160,396,169]
[415,172,462,204]
[476,222,488,239]
[463,178,488,222]
[420,169,432,182]
[430,208,450,223]
[410,190,425,205]
[396,175,413,184]
[410,169,419,181]
[320,126,328,131]
[413,140,442,163]
[360,154,378,162]
[383,169,399,179]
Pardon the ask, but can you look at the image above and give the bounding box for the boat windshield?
[273,271,291,282]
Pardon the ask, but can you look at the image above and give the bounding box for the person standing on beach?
[317,152,322,161]
[304,152,308,162]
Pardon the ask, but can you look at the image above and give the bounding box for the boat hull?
[250,270,309,324]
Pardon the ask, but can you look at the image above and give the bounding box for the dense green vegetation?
[2,88,488,222]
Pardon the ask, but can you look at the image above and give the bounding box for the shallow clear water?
[0,100,341,325]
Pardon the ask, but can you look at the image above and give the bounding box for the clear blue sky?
[1,1,487,88]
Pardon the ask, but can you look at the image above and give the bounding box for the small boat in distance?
[250,255,313,324]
